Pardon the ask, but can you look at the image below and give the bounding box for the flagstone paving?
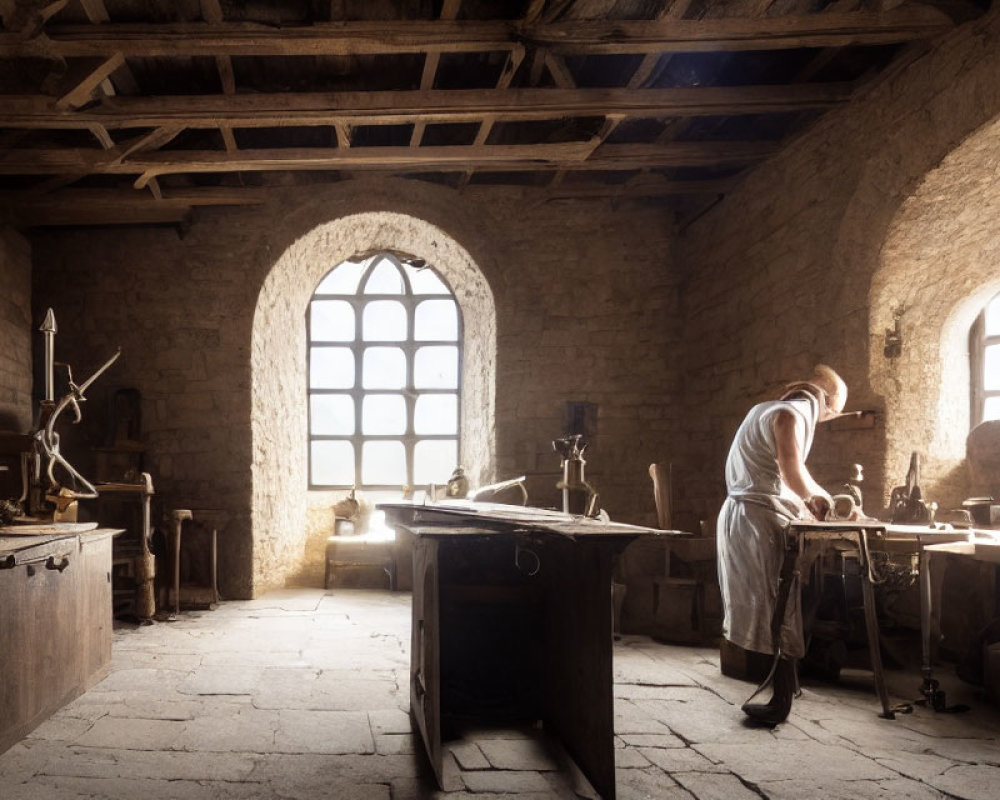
[2,588,999,799]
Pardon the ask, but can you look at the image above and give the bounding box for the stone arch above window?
[251,210,497,592]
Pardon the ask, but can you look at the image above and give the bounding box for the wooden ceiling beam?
[625,0,693,89]
[0,83,854,129]
[545,176,736,199]
[0,187,268,206]
[78,0,111,24]
[5,21,520,58]
[0,141,777,180]
[13,204,189,227]
[6,177,733,226]
[109,126,183,165]
[460,25,525,188]
[77,0,142,97]
[412,0,464,147]
[523,0,547,26]
[1,7,952,59]
[54,52,124,110]
[1,185,267,226]
[533,9,952,54]
[544,52,577,89]
[220,125,238,152]
[199,0,224,24]
[87,122,114,149]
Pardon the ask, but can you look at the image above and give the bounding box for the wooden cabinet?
[0,529,116,754]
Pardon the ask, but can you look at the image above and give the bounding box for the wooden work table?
[379,500,680,800]
[919,532,1000,702]
[0,524,122,754]
[782,520,999,717]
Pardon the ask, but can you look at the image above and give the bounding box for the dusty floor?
[1,588,999,799]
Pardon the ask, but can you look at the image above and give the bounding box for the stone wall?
[31,180,681,598]
[0,228,31,433]
[675,9,1000,523]
[0,228,32,434]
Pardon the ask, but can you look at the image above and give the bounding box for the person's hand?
[806,494,831,521]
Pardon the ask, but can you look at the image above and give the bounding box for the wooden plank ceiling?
[0,0,989,228]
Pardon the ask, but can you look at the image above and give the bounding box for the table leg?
[920,547,933,684]
[858,532,894,719]
[211,528,218,604]
[173,525,180,615]
[170,509,193,616]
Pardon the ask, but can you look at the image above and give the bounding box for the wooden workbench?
[379,500,680,800]
[919,532,1000,691]
[781,521,994,717]
[0,525,121,754]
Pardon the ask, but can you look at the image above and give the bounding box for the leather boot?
[742,656,795,725]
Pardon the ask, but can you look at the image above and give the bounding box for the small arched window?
[970,291,1000,427]
[307,253,462,490]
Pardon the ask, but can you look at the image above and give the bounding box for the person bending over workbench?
[717,364,848,725]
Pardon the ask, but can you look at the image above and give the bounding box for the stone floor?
[2,588,1000,799]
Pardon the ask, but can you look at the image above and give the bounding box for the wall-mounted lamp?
[883,305,904,359]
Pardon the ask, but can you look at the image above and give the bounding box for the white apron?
[716,395,819,658]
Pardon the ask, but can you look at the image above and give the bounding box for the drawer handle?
[45,556,70,572]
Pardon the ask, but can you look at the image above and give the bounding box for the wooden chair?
[648,463,721,644]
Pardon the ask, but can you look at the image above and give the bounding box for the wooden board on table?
[0,522,98,536]
[974,539,1000,564]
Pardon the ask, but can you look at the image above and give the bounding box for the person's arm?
[774,410,831,519]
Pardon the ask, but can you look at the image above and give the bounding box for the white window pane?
[984,396,1000,422]
[310,347,355,389]
[316,261,365,295]
[986,295,1000,337]
[363,300,407,341]
[414,394,457,435]
[363,394,407,435]
[364,259,403,294]
[310,300,355,341]
[414,346,458,389]
[414,440,457,485]
[985,344,1000,391]
[405,265,449,295]
[311,441,355,485]
[363,347,407,389]
[414,299,459,341]
[362,440,406,485]
[310,394,355,435]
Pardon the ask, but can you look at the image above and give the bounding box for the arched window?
[970,291,1000,427]
[308,252,462,490]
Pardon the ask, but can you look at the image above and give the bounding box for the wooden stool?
[167,509,220,614]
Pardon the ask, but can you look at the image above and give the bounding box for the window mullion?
[353,296,364,487]
[405,287,416,488]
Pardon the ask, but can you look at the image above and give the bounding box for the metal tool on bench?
[470,475,528,505]
[4,308,123,523]
[36,348,122,516]
[889,452,937,524]
[553,434,600,517]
